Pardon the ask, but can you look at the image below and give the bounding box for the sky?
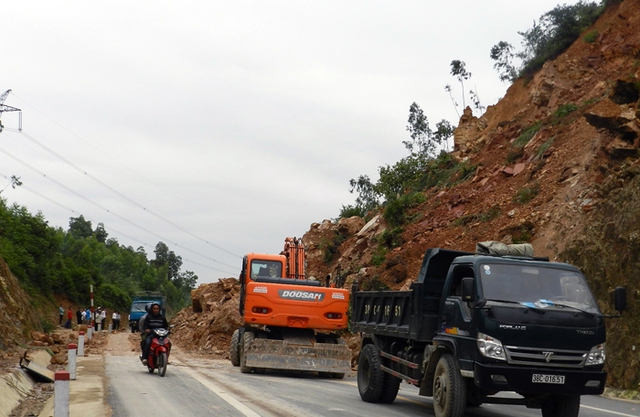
[0,1,583,283]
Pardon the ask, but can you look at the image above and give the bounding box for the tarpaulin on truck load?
[476,241,534,257]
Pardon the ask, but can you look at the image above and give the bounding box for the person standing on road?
[65,307,73,329]
[85,308,91,325]
[76,308,82,326]
[58,305,64,325]
[101,308,108,329]
[95,307,103,331]
[140,303,168,365]
[112,310,120,330]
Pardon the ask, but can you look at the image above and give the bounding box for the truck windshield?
[131,302,148,313]
[479,263,600,314]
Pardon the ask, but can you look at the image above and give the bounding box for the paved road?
[105,352,640,417]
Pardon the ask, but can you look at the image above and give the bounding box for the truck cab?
[440,255,610,399]
[129,293,166,332]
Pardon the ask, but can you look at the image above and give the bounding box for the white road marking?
[582,405,639,417]
[176,362,261,417]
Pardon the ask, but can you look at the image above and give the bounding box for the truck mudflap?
[244,338,352,373]
[474,362,607,395]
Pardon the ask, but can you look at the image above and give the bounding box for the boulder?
[30,331,53,345]
[337,216,365,236]
[531,78,555,107]
[50,353,67,365]
[209,301,242,335]
[453,107,488,150]
[584,99,637,135]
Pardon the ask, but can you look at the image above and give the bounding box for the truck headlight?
[477,332,506,361]
[585,343,605,366]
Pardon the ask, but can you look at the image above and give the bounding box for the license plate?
[532,374,565,384]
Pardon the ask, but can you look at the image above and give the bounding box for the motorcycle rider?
[138,304,150,362]
[140,302,168,365]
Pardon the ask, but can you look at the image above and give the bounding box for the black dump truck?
[351,248,626,417]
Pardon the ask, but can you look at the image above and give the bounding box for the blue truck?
[128,293,166,332]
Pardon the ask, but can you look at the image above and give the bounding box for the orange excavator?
[229,237,351,377]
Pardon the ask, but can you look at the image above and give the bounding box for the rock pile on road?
[29,327,107,364]
[171,278,242,357]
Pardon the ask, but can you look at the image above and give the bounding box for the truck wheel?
[432,354,466,417]
[240,331,255,374]
[379,373,401,404]
[541,394,580,417]
[357,344,384,403]
[229,329,240,367]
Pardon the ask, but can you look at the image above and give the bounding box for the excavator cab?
[251,260,282,278]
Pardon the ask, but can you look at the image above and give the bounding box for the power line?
[0,144,239,271]
[9,93,252,255]
[18,129,241,260]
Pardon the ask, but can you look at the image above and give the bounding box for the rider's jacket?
[146,313,168,331]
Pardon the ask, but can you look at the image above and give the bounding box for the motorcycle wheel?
[158,352,168,377]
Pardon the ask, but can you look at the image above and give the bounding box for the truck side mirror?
[461,277,475,303]
[614,287,626,312]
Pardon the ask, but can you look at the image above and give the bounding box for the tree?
[490,41,518,82]
[405,102,452,158]
[404,102,434,157]
[152,241,183,281]
[492,1,604,80]
[179,270,198,291]
[450,60,472,109]
[94,223,109,243]
[339,204,366,219]
[96,283,131,312]
[434,120,455,153]
[348,175,380,215]
[68,215,93,239]
[0,198,195,312]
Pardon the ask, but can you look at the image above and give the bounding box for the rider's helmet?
[150,302,161,314]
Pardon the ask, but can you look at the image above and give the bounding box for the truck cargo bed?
[351,248,472,341]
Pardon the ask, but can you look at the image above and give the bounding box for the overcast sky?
[1,1,582,283]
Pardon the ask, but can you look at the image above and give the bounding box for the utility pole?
[0,89,22,133]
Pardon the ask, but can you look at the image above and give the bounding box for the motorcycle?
[145,328,172,377]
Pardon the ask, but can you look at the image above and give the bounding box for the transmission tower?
[0,90,22,133]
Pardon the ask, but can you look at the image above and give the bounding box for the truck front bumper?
[474,362,606,395]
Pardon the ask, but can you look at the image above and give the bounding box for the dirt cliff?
[0,257,41,350]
